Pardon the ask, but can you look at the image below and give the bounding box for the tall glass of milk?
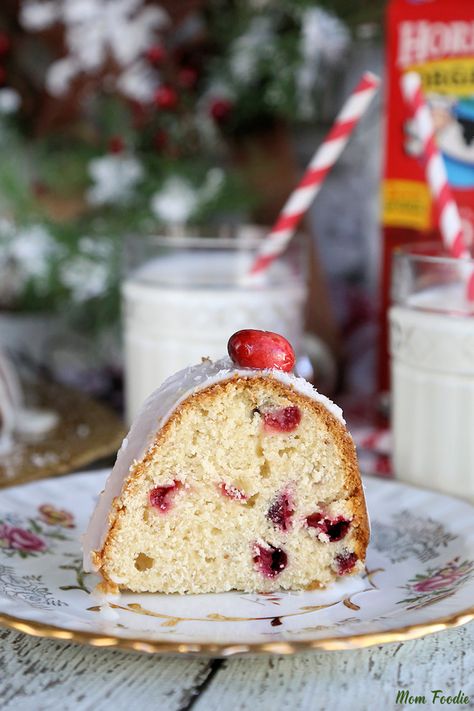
[389,243,474,501]
[123,228,307,422]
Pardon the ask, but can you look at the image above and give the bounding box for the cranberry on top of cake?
[227,329,295,372]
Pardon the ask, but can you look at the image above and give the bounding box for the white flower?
[21,0,57,30]
[0,89,21,114]
[78,235,113,259]
[150,170,226,226]
[59,235,114,302]
[86,154,143,206]
[230,17,273,83]
[298,8,350,118]
[150,177,199,225]
[0,223,60,303]
[302,8,350,65]
[8,225,59,279]
[20,0,169,97]
[46,56,78,95]
[203,81,234,103]
[116,59,156,103]
[59,254,109,302]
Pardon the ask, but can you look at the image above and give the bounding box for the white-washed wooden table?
[1,623,473,711]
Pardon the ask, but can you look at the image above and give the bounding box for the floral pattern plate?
[0,469,473,656]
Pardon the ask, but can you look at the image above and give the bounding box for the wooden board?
[0,382,125,488]
[0,624,472,710]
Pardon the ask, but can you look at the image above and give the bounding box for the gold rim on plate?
[0,606,473,656]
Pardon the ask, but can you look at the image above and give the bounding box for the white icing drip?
[82,357,345,573]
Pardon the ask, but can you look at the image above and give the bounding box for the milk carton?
[380,0,474,390]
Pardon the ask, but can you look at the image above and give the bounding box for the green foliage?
[318,0,385,30]
[0,0,368,331]
[0,106,254,330]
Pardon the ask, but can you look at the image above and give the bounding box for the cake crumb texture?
[96,376,369,594]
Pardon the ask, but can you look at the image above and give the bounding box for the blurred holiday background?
[0,0,384,482]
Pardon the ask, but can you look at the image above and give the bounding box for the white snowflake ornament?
[59,255,109,303]
[150,177,199,226]
[229,17,273,84]
[0,223,61,303]
[0,89,21,114]
[86,154,143,206]
[116,60,156,104]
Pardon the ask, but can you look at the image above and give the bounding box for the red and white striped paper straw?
[402,71,474,300]
[249,71,380,276]
[401,71,469,263]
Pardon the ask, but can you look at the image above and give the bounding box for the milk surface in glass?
[389,246,474,502]
[123,234,307,422]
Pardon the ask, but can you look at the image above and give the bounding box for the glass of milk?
[389,243,474,501]
[123,227,307,422]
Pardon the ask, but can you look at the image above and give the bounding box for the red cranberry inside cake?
[334,551,358,575]
[306,512,351,542]
[253,542,288,578]
[267,490,294,532]
[263,406,301,433]
[218,482,247,501]
[149,481,182,512]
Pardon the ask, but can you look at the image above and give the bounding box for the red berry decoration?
[227,330,295,372]
[154,85,178,110]
[178,67,198,89]
[146,45,166,65]
[107,135,125,154]
[209,98,233,124]
[0,32,10,57]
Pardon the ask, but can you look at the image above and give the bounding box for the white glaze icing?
[82,357,345,573]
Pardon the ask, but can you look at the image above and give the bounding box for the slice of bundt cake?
[83,330,369,594]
